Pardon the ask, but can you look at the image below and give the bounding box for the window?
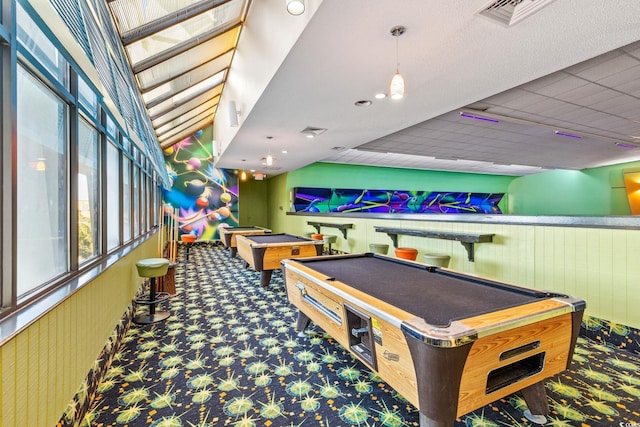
[122,155,132,242]
[106,141,121,250]
[16,5,68,86]
[16,65,68,297]
[78,76,98,120]
[133,164,140,237]
[77,119,100,263]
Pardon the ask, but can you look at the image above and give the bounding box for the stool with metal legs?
[133,258,171,324]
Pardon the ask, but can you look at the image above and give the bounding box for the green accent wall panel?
[239,179,269,227]
[509,160,640,215]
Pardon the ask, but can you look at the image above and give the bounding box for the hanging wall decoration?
[292,187,504,214]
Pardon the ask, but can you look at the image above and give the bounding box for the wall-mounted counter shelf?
[374,226,494,262]
[308,221,353,238]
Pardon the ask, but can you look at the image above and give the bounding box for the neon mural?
[162,130,239,241]
[292,187,504,214]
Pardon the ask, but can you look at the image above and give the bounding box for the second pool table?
[236,233,323,287]
[219,226,271,257]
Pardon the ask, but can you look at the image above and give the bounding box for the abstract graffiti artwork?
[162,129,239,241]
[292,187,504,214]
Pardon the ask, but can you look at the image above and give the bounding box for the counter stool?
[423,253,450,268]
[180,234,196,262]
[134,258,171,324]
[323,234,337,254]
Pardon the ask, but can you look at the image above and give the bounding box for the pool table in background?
[219,226,272,257]
[282,253,585,427]
[236,233,324,287]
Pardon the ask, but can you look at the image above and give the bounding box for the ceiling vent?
[301,126,327,138]
[478,0,558,26]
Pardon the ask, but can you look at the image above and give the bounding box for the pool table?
[219,226,272,257]
[236,233,324,287]
[281,253,585,427]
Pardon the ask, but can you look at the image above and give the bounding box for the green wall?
[246,160,639,221]
[287,162,515,195]
[238,178,269,227]
[508,161,640,215]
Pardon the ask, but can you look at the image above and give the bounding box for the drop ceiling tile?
[528,74,589,97]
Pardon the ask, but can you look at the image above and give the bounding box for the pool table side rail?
[402,297,585,348]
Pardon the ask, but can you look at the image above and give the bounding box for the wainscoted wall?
[277,213,640,330]
[0,237,159,427]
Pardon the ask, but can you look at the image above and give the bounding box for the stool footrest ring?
[135,292,171,305]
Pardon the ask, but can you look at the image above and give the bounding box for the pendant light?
[389,25,406,100]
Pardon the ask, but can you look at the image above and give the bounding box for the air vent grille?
[301,126,328,137]
[479,0,557,26]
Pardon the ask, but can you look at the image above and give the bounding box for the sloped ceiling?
[111,0,640,177]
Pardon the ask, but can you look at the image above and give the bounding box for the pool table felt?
[294,255,547,328]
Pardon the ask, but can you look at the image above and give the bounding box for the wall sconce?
[286,0,305,15]
[229,100,240,127]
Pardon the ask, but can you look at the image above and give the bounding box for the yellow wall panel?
[0,236,159,427]
[14,333,28,427]
[0,339,16,427]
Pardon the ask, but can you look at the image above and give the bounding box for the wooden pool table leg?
[230,247,237,257]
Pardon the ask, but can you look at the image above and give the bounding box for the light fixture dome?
[390,72,405,100]
[286,0,305,15]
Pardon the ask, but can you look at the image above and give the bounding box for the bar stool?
[323,234,337,254]
[423,253,450,268]
[134,258,171,324]
[180,234,196,262]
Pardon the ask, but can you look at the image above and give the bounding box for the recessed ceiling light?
[354,100,372,107]
[281,150,288,154]
[375,93,387,99]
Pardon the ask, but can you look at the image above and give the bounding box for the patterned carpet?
[76,242,640,427]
